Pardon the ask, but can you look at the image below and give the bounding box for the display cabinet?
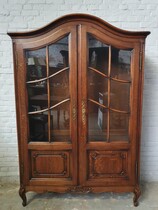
[8,14,150,206]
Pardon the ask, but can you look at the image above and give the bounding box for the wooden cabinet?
[8,14,150,206]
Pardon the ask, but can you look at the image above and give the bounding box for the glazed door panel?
[26,36,71,143]
[78,25,139,186]
[18,26,78,185]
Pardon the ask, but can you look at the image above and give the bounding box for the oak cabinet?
[8,14,150,206]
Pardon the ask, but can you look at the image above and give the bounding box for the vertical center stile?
[46,46,51,142]
[107,46,111,142]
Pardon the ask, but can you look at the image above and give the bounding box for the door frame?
[77,23,140,187]
[15,25,78,187]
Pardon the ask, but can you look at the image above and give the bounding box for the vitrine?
[8,14,150,207]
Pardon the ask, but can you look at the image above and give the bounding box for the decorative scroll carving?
[33,153,38,159]
[62,170,67,175]
[33,170,39,175]
[61,153,67,159]
[72,103,77,121]
[19,185,27,207]
[91,152,98,160]
[82,100,86,126]
[133,185,141,207]
[120,170,126,176]
[66,186,92,193]
[120,152,126,159]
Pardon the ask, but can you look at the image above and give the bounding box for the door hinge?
[15,52,18,68]
[139,50,142,72]
[20,162,24,176]
[135,161,138,177]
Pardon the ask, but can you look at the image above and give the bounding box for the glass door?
[78,25,134,186]
[24,28,78,185]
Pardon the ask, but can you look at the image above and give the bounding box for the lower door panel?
[84,150,133,186]
[31,151,71,178]
[28,150,74,185]
[88,150,128,179]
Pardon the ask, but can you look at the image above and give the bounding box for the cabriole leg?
[19,186,27,207]
[133,186,141,207]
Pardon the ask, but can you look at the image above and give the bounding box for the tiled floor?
[0,182,158,210]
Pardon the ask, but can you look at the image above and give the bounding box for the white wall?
[0,0,158,183]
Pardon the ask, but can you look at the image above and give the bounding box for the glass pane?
[110,80,130,112]
[88,34,109,75]
[27,82,48,111]
[50,70,69,106]
[111,47,132,81]
[110,111,129,141]
[50,101,70,142]
[29,112,48,142]
[49,36,70,142]
[26,48,46,81]
[88,70,108,107]
[49,36,69,75]
[88,101,107,141]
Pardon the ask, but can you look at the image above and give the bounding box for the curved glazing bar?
[109,107,129,114]
[26,76,48,84]
[88,98,130,114]
[88,98,107,109]
[49,98,70,110]
[28,107,49,115]
[28,98,70,114]
[88,66,131,83]
[26,67,69,84]
[110,77,131,83]
[88,66,108,78]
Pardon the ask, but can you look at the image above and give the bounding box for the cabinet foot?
[19,186,27,207]
[133,186,141,207]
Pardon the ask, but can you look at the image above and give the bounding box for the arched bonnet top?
[7,13,150,39]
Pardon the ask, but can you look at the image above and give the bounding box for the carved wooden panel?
[31,151,70,178]
[66,186,92,193]
[88,151,128,179]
